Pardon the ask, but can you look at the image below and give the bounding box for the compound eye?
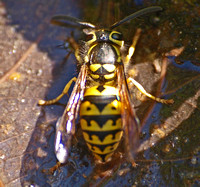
[85,34,94,41]
[111,33,123,40]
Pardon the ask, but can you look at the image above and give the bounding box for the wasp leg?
[38,77,77,105]
[127,77,174,104]
[66,36,82,63]
[124,28,141,65]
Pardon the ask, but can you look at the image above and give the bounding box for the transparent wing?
[117,65,140,163]
[55,64,87,163]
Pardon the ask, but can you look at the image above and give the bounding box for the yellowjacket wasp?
[39,6,173,165]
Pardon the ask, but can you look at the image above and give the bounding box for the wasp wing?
[117,64,140,163]
[55,64,87,163]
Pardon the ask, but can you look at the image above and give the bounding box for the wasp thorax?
[88,43,118,83]
[90,43,117,65]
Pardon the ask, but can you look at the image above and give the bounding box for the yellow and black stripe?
[83,30,123,85]
[39,7,166,165]
[80,85,123,162]
[87,43,118,83]
[79,30,124,161]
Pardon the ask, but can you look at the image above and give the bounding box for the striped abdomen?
[80,85,123,162]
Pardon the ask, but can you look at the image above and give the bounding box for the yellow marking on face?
[103,64,116,72]
[89,64,101,72]
[109,31,124,46]
[85,31,97,46]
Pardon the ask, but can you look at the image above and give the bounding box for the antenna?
[110,6,163,29]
